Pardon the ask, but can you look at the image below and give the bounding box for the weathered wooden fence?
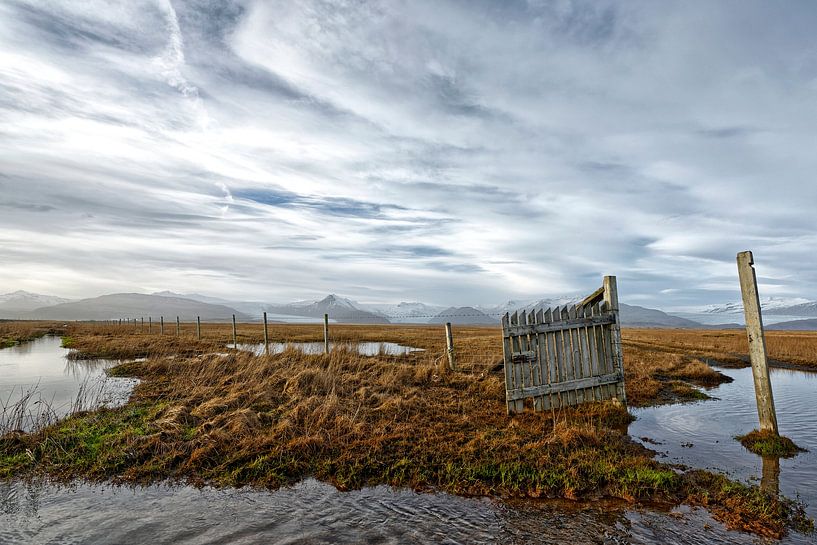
[502,276,627,414]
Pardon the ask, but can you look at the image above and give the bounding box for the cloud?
[0,0,816,307]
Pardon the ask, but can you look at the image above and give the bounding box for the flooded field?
[1,335,815,543]
[2,478,811,545]
[236,341,424,356]
[631,365,817,519]
[0,337,137,430]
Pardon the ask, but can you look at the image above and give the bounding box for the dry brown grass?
[1,321,812,537]
[623,329,817,370]
[0,320,66,347]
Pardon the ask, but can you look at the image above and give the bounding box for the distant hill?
[767,318,817,331]
[359,301,445,323]
[152,291,270,318]
[428,307,497,325]
[23,293,248,322]
[268,295,389,324]
[0,290,72,317]
[765,301,817,317]
[619,303,701,328]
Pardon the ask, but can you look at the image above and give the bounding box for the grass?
[0,321,66,348]
[736,430,806,458]
[623,329,817,370]
[0,321,813,538]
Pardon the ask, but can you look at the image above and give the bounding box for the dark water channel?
[1,338,815,543]
[630,366,817,520]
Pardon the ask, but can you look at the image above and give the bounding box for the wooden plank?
[580,286,605,308]
[598,302,615,400]
[736,251,778,433]
[534,309,548,411]
[559,306,576,406]
[587,304,603,401]
[506,372,625,401]
[567,304,584,405]
[603,276,627,404]
[578,305,596,401]
[501,313,515,414]
[503,314,615,336]
[542,308,557,409]
[510,311,525,413]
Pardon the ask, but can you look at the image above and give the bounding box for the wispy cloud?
[0,0,816,306]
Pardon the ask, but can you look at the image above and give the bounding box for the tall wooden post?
[148,316,152,334]
[323,313,329,354]
[160,316,164,335]
[141,317,144,331]
[176,316,180,336]
[232,314,237,349]
[445,322,457,371]
[603,276,627,404]
[196,316,201,340]
[737,251,779,434]
[263,311,269,354]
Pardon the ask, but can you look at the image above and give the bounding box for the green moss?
[60,336,76,348]
[0,339,16,349]
[736,430,806,458]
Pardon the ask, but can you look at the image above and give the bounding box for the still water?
[236,341,424,356]
[0,336,137,430]
[2,478,810,544]
[630,366,817,519]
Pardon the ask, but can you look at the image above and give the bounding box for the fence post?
[737,251,779,434]
[160,316,164,335]
[445,322,457,371]
[323,313,329,354]
[141,317,144,331]
[196,316,201,340]
[603,276,627,404]
[149,316,152,334]
[176,316,180,336]
[263,311,269,354]
[232,314,237,349]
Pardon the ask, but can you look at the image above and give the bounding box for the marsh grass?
[736,430,806,458]
[0,322,813,537]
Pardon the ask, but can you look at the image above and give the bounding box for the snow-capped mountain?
[268,295,389,323]
[0,290,72,316]
[702,297,812,315]
[478,296,583,316]
[358,302,446,323]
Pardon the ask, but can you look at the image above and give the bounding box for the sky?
[1,0,816,309]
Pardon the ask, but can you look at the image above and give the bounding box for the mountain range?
[2,290,816,330]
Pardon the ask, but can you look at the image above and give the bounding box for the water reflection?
[630,365,817,518]
[236,341,424,356]
[0,336,138,431]
[2,479,811,545]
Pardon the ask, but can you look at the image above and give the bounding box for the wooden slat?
[567,304,584,404]
[503,314,615,336]
[506,372,625,401]
[580,286,605,308]
[558,306,576,406]
[502,313,515,414]
[510,311,525,413]
[587,303,603,401]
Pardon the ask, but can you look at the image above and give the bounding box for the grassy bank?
[737,430,806,458]
[0,321,66,348]
[0,323,812,538]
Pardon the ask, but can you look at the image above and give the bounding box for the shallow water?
[0,336,138,430]
[1,478,808,544]
[235,341,424,356]
[630,366,817,518]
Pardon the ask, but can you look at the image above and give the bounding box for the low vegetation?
[623,329,817,371]
[0,322,813,537]
[0,320,66,348]
[737,430,806,458]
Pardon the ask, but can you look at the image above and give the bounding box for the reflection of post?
[263,311,269,355]
[761,455,780,495]
[323,314,329,354]
[737,251,779,434]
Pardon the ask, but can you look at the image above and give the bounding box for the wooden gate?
[502,276,627,414]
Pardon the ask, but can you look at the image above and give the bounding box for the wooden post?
[263,311,269,354]
[196,316,201,340]
[737,251,779,434]
[160,316,164,335]
[141,317,144,331]
[323,313,329,354]
[445,322,457,371]
[603,276,627,404]
[232,314,237,349]
[176,316,180,336]
[149,316,152,334]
